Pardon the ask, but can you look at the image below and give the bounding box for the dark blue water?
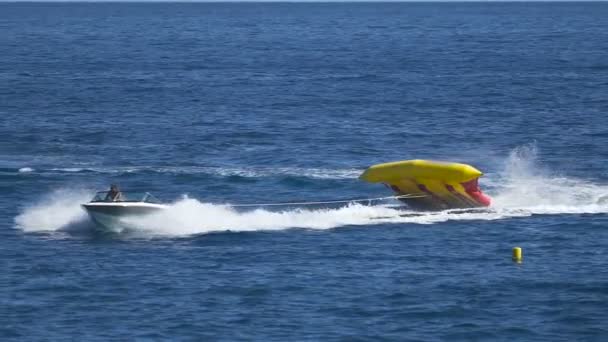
[2,2,608,340]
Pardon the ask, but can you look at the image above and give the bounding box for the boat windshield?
[90,191,161,204]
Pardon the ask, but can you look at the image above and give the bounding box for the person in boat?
[105,184,123,202]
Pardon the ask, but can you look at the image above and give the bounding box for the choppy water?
[2,2,608,340]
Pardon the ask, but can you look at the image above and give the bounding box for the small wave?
[18,167,34,173]
[38,166,361,180]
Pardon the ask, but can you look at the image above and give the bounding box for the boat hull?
[82,202,166,231]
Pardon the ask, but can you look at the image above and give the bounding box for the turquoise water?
[2,2,608,340]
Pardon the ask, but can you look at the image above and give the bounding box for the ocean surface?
[2,2,608,340]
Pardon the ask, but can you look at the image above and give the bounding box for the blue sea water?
[2,2,608,340]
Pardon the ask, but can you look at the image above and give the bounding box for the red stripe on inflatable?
[417,184,450,208]
[445,184,478,207]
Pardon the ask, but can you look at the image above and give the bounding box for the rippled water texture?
[2,2,608,340]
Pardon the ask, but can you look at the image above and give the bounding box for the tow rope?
[230,193,426,208]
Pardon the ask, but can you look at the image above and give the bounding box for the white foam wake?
[14,145,608,236]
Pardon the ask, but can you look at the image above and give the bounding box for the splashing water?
[14,188,92,232]
[489,144,608,214]
[14,146,608,236]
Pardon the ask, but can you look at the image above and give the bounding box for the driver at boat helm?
[105,184,123,202]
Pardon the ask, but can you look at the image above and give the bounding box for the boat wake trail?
[14,145,608,237]
[123,200,403,236]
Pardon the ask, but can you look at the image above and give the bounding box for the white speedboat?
[82,191,167,230]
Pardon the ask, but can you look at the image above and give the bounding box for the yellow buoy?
[512,247,523,263]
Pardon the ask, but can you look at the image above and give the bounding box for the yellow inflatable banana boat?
[360,160,491,210]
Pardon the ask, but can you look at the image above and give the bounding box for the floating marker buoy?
[512,247,522,263]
